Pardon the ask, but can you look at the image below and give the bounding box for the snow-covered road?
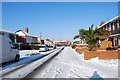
[25,47,119,78]
[1,47,64,79]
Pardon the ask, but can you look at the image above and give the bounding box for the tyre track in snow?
[25,47,88,78]
[1,47,64,79]
[24,47,65,79]
[24,47,118,78]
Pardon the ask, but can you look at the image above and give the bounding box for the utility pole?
[52,34,54,44]
[40,33,42,45]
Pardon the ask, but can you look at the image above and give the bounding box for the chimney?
[25,27,29,33]
[99,21,105,26]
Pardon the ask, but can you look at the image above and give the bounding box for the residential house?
[15,27,38,44]
[44,39,53,45]
[37,37,44,44]
[100,15,120,48]
[74,39,88,47]
[54,40,69,46]
[66,41,71,46]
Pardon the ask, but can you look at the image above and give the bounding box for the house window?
[115,20,118,30]
[101,26,103,30]
[111,23,113,31]
[103,26,106,30]
[107,24,109,31]
[113,22,116,30]
[109,23,111,31]
[16,35,19,42]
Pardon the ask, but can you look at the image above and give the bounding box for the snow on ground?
[19,50,40,58]
[2,48,63,78]
[26,47,119,78]
[19,50,52,58]
[99,59,119,68]
[1,48,58,71]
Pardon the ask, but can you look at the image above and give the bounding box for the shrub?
[20,45,31,50]
[71,44,76,49]
[30,45,40,50]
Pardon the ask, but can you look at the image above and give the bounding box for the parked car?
[48,45,56,50]
[0,35,20,64]
[39,45,49,52]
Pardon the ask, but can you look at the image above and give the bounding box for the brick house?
[15,28,38,44]
[99,15,120,48]
[54,40,70,46]
[37,37,44,44]
[44,39,53,45]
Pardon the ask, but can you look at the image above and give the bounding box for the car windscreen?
[40,46,46,48]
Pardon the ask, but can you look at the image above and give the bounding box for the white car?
[0,34,20,64]
[48,45,56,50]
[39,45,49,52]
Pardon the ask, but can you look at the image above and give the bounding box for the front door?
[115,37,118,47]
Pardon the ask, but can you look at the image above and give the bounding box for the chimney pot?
[26,27,29,33]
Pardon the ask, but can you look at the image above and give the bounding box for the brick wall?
[76,48,120,60]
[84,50,120,60]
[17,36,26,43]
[76,47,88,54]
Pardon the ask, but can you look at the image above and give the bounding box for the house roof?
[45,39,52,41]
[100,15,120,27]
[55,40,66,42]
[15,30,38,37]
[0,29,17,35]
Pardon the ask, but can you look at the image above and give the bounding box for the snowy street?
[2,2,120,80]
[25,47,119,79]
[1,47,64,78]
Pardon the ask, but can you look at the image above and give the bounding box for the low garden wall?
[84,50,120,60]
[76,47,120,60]
[76,47,88,54]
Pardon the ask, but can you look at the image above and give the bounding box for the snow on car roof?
[0,29,17,35]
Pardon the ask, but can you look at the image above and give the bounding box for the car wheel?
[15,54,20,62]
